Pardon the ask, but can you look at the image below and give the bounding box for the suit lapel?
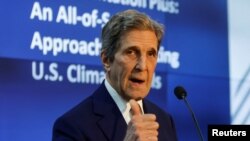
[92,82,127,141]
[143,99,155,114]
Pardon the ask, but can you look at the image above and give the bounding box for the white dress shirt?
[104,79,144,124]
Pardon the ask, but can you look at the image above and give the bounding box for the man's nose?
[135,55,147,71]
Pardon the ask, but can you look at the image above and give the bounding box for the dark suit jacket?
[52,82,178,141]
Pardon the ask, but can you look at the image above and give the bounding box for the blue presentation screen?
[0,1,230,141]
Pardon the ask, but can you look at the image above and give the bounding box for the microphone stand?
[183,96,204,141]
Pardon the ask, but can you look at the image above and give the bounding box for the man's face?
[105,30,158,100]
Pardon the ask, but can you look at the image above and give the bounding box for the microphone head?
[174,86,187,100]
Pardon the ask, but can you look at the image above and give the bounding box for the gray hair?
[101,9,164,62]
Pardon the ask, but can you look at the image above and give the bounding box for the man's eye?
[148,51,156,57]
[127,50,135,55]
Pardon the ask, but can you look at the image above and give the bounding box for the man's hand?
[123,99,159,141]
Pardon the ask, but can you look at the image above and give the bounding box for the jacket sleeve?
[52,117,86,141]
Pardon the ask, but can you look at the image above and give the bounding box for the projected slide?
[0,1,236,141]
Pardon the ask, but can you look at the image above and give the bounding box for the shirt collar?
[104,79,144,114]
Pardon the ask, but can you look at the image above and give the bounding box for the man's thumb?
[129,99,142,116]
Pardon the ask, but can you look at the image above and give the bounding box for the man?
[52,9,178,141]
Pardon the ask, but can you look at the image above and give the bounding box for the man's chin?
[122,90,148,100]
[129,93,147,100]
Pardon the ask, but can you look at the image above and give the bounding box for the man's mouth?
[130,78,145,84]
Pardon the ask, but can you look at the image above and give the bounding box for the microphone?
[174,86,204,141]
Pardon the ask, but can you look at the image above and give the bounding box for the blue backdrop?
[0,0,230,141]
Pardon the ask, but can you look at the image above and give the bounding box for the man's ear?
[101,52,110,72]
